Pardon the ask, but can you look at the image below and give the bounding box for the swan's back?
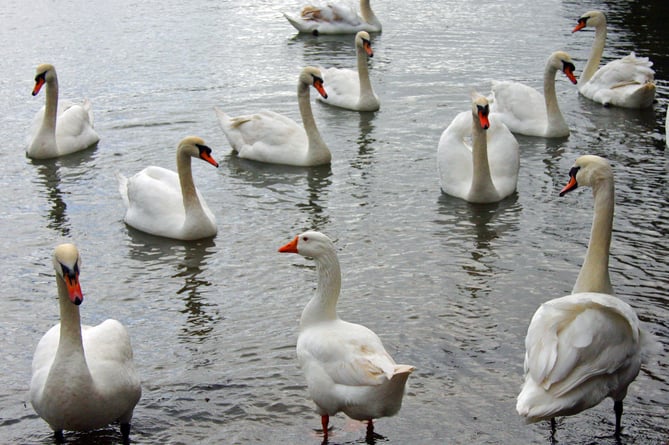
[490,80,548,134]
[437,111,475,200]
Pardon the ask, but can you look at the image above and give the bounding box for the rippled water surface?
[1,0,668,444]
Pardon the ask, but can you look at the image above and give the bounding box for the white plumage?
[284,0,381,35]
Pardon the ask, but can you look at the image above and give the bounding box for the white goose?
[317,31,380,112]
[572,10,655,108]
[278,231,414,439]
[284,0,381,35]
[30,244,141,443]
[517,155,656,437]
[117,136,219,241]
[215,67,331,167]
[490,51,578,138]
[437,93,519,203]
[27,63,100,159]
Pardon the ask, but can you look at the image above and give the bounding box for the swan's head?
[356,31,374,58]
[470,93,490,130]
[32,63,56,96]
[573,10,605,33]
[559,155,613,196]
[178,136,219,168]
[301,66,328,99]
[549,51,577,85]
[53,243,83,306]
[278,230,335,259]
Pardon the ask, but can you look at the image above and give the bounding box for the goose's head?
[300,66,328,99]
[549,51,577,85]
[178,136,219,168]
[573,10,606,33]
[53,243,83,306]
[470,93,490,130]
[32,63,56,96]
[559,155,613,196]
[356,31,374,58]
[278,230,335,258]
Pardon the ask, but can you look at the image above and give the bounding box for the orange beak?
[563,66,578,85]
[363,40,374,57]
[478,110,490,130]
[559,176,578,196]
[572,22,586,33]
[278,236,299,253]
[32,77,45,96]
[200,151,219,168]
[313,79,328,99]
[64,274,84,305]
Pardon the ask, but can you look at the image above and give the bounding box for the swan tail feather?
[116,172,129,208]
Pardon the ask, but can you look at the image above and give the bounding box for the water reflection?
[32,160,70,237]
[351,111,377,170]
[287,33,361,66]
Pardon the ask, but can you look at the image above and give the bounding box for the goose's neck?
[176,150,204,216]
[298,82,330,164]
[468,118,498,202]
[53,278,89,371]
[300,250,341,328]
[360,0,380,27]
[582,22,606,84]
[357,45,375,102]
[543,64,568,136]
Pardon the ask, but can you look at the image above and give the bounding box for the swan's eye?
[196,144,212,156]
[476,104,489,116]
[34,71,46,83]
[563,61,576,73]
[302,236,309,242]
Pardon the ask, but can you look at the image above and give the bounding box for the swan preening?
[572,10,656,108]
[27,63,100,159]
[490,51,577,138]
[278,231,414,439]
[517,155,656,437]
[30,244,141,443]
[117,136,219,241]
[437,93,519,203]
[215,67,331,167]
[284,0,382,35]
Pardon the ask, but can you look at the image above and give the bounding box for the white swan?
[317,31,380,111]
[278,231,414,439]
[215,67,331,167]
[117,136,219,241]
[284,0,381,35]
[30,243,141,443]
[517,155,656,437]
[437,93,519,203]
[27,63,100,159]
[572,10,656,108]
[490,51,578,138]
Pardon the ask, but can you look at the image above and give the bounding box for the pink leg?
[321,414,329,437]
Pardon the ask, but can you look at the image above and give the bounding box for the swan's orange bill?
[564,66,578,85]
[572,22,586,33]
[364,41,374,57]
[278,236,299,253]
[559,176,578,196]
[65,274,84,306]
[478,110,490,130]
[201,152,219,168]
[32,78,45,96]
[313,80,328,99]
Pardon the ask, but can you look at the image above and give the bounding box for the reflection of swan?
[30,244,141,443]
[284,0,381,35]
[490,51,577,137]
[27,64,100,159]
[278,231,414,440]
[318,31,379,111]
[517,156,656,437]
[118,136,219,241]
[572,10,655,108]
[215,67,331,167]
[437,93,519,203]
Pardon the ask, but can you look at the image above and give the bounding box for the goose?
[437,93,519,203]
[278,231,414,439]
[572,10,655,108]
[517,155,656,437]
[30,243,141,444]
[117,136,218,241]
[215,67,331,167]
[317,31,380,111]
[284,0,381,35]
[27,63,100,159]
[490,51,578,138]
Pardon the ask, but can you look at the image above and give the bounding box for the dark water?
[0,0,667,444]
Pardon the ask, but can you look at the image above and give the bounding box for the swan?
[317,31,380,111]
[117,136,219,241]
[517,155,656,437]
[572,10,656,108]
[284,0,381,35]
[30,243,141,444]
[215,67,331,167]
[437,93,519,203]
[278,231,414,439]
[490,51,578,138]
[27,63,100,159]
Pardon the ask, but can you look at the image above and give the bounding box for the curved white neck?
[357,43,375,104]
[52,277,90,376]
[360,0,380,27]
[38,75,60,143]
[468,118,498,202]
[543,63,568,136]
[300,250,341,328]
[582,22,606,84]
[297,82,330,164]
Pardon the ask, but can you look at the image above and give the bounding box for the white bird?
[27,63,100,159]
[278,231,414,439]
[517,155,656,437]
[317,31,380,111]
[437,93,519,203]
[30,244,141,444]
[572,10,655,108]
[284,0,381,35]
[490,51,578,138]
[117,136,219,241]
[215,67,331,167]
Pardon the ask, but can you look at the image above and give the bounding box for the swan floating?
[27,63,100,159]
[30,244,141,443]
[215,67,331,167]
[278,231,414,439]
[490,51,577,138]
[517,155,656,437]
[437,93,519,203]
[284,0,381,35]
[572,10,655,108]
[117,136,219,241]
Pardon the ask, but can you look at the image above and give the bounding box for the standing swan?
[517,156,656,437]
[490,51,578,138]
[215,67,331,167]
[30,244,141,444]
[117,136,219,241]
[284,0,381,35]
[278,231,414,439]
[317,31,380,111]
[572,10,655,108]
[437,93,519,203]
[27,63,100,159]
